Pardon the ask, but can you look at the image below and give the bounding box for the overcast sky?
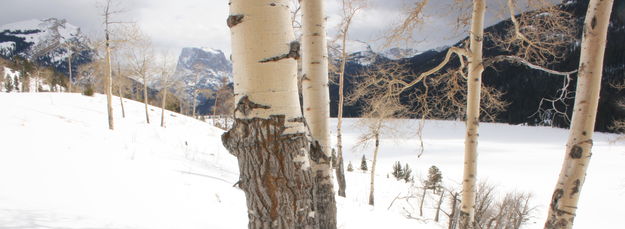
[0,0,549,57]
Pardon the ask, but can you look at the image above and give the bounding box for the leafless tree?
[124,29,154,124]
[333,0,367,198]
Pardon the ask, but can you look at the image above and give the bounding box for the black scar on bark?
[288,116,306,123]
[227,14,244,28]
[259,41,301,63]
[571,179,581,197]
[234,95,271,116]
[550,188,564,212]
[591,16,597,29]
[569,145,583,159]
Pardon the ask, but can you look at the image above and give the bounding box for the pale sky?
[0,0,553,57]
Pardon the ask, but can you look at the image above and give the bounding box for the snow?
[0,41,16,56]
[1,93,624,228]
[200,47,222,55]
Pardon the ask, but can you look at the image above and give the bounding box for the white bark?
[161,89,167,127]
[301,0,336,227]
[459,0,485,228]
[143,74,150,124]
[192,73,199,118]
[544,0,614,228]
[105,27,114,130]
[368,131,380,206]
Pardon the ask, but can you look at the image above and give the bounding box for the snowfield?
[0,93,624,228]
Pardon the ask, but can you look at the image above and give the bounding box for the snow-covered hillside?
[0,93,624,228]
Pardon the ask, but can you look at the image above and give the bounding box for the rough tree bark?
[301,0,337,227]
[222,0,318,228]
[459,0,485,228]
[544,0,614,228]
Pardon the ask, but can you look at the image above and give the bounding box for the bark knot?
[227,14,244,28]
[234,96,271,116]
[259,41,301,63]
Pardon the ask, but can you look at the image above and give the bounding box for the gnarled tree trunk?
[544,0,614,228]
[459,0,485,228]
[301,0,336,227]
[222,1,318,228]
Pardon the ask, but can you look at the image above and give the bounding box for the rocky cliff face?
[172,47,232,114]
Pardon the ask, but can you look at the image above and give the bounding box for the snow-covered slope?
[0,93,624,228]
[0,93,245,229]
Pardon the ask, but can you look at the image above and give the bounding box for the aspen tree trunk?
[161,89,167,127]
[104,27,114,130]
[192,73,199,118]
[301,0,337,227]
[435,190,444,222]
[544,0,614,228]
[222,1,318,228]
[419,186,426,216]
[67,52,73,93]
[119,86,126,118]
[459,0,485,228]
[117,66,125,118]
[368,130,380,206]
[143,74,150,124]
[335,17,352,198]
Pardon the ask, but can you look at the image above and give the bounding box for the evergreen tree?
[403,163,413,183]
[360,155,368,171]
[14,76,19,92]
[426,165,443,192]
[4,76,13,92]
[391,161,403,179]
[347,161,354,172]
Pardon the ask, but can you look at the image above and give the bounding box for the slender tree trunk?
[435,190,444,222]
[222,1,318,228]
[459,1,485,228]
[161,88,167,127]
[335,18,352,199]
[67,52,73,93]
[117,66,125,118]
[449,192,459,229]
[301,0,336,227]
[420,186,427,216]
[104,26,114,130]
[368,131,380,206]
[143,74,150,124]
[544,0,614,228]
[193,73,199,118]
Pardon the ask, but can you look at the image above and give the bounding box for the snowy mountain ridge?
[171,47,232,114]
[0,18,92,73]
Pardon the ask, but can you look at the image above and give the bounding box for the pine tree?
[403,163,413,183]
[360,155,368,171]
[4,76,13,92]
[347,161,354,172]
[426,165,443,192]
[391,161,403,179]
